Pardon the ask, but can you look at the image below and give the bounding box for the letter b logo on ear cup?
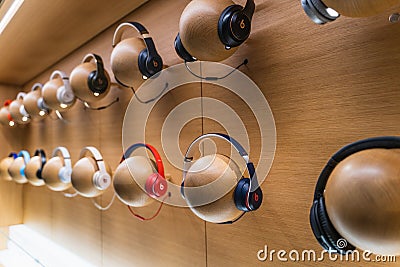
[218,5,251,48]
[93,171,111,191]
[88,71,109,94]
[234,178,263,212]
[137,49,163,78]
[145,173,167,198]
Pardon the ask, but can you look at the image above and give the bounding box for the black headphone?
[181,133,263,224]
[310,136,400,254]
[301,0,339,24]
[174,0,255,62]
[83,54,109,95]
[112,22,163,80]
[34,149,46,179]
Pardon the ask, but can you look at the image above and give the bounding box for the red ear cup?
[145,173,167,198]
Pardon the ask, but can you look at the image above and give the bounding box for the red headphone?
[4,100,15,126]
[120,143,167,198]
[119,143,169,221]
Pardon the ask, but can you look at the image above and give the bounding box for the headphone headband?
[34,149,46,165]
[50,70,72,91]
[16,92,26,100]
[182,133,259,196]
[122,143,165,178]
[243,0,255,20]
[82,53,105,77]
[112,22,159,61]
[52,147,72,170]
[80,147,108,177]
[314,136,400,200]
[31,83,43,92]
[18,150,30,165]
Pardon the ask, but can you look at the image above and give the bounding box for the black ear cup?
[311,197,356,254]
[234,178,262,212]
[310,200,331,251]
[174,33,196,62]
[36,169,43,179]
[88,71,109,94]
[218,5,251,48]
[138,49,164,78]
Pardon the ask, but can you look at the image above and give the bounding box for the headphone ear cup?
[234,178,250,212]
[174,33,196,62]
[145,173,167,198]
[310,200,331,251]
[56,87,74,105]
[218,5,248,48]
[93,170,111,191]
[20,166,26,177]
[317,197,356,254]
[137,49,152,78]
[88,71,109,94]
[36,169,42,179]
[58,166,71,183]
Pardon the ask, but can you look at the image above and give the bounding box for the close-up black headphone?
[34,149,47,179]
[174,0,255,62]
[310,136,400,254]
[112,22,163,80]
[83,53,109,95]
[181,133,263,223]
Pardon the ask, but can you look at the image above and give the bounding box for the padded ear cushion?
[310,200,331,251]
[218,5,246,48]
[174,33,196,62]
[318,197,356,254]
[234,178,250,211]
[309,0,338,22]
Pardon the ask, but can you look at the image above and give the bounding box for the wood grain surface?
[0,0,399,266]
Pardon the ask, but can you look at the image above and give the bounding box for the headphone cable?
[127,192,170,221]
[92,193,116,211]
[83,97,120,110]
[184,59,248,81]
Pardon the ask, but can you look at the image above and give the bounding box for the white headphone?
[32,83,50,115]
[52,147,72,183]
[80,147,111,191]
[16,92,30,122]
[50,70,75,106]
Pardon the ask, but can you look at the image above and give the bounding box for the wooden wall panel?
[0,0,397,266]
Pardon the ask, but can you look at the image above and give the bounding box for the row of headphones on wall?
[0,133,263,224]
[1,0,396,127]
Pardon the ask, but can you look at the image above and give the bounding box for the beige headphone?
[9,92,31,124]
[0,153,17,181]
[42,147,73,192]
[42,70,76,111]
[23,83,50,119]
[71,146,112,198]
[70,54,111,104]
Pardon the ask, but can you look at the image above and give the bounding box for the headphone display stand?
[184,58,248,81]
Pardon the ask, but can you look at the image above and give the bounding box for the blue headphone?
[17,150,30,177]
[181,133,263,223]
[8,152,17,159]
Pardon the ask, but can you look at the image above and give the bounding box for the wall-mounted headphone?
[23,83,50,118]
[182,133,263,223]
[301,0,339,24]
[8,150,30,183]
[112,22,163,81]
[79,147,111,191]
[52,71,75,107]
[310,136,400,254]
[121,143,167,198]
[83,54,109,95]
[0,153,17,181]
[41,147,73,191]
[42,70,76,111]
[0,100,14,126]
[9,92,30,124]
[34,149,46,179]
[174,0,255,62]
